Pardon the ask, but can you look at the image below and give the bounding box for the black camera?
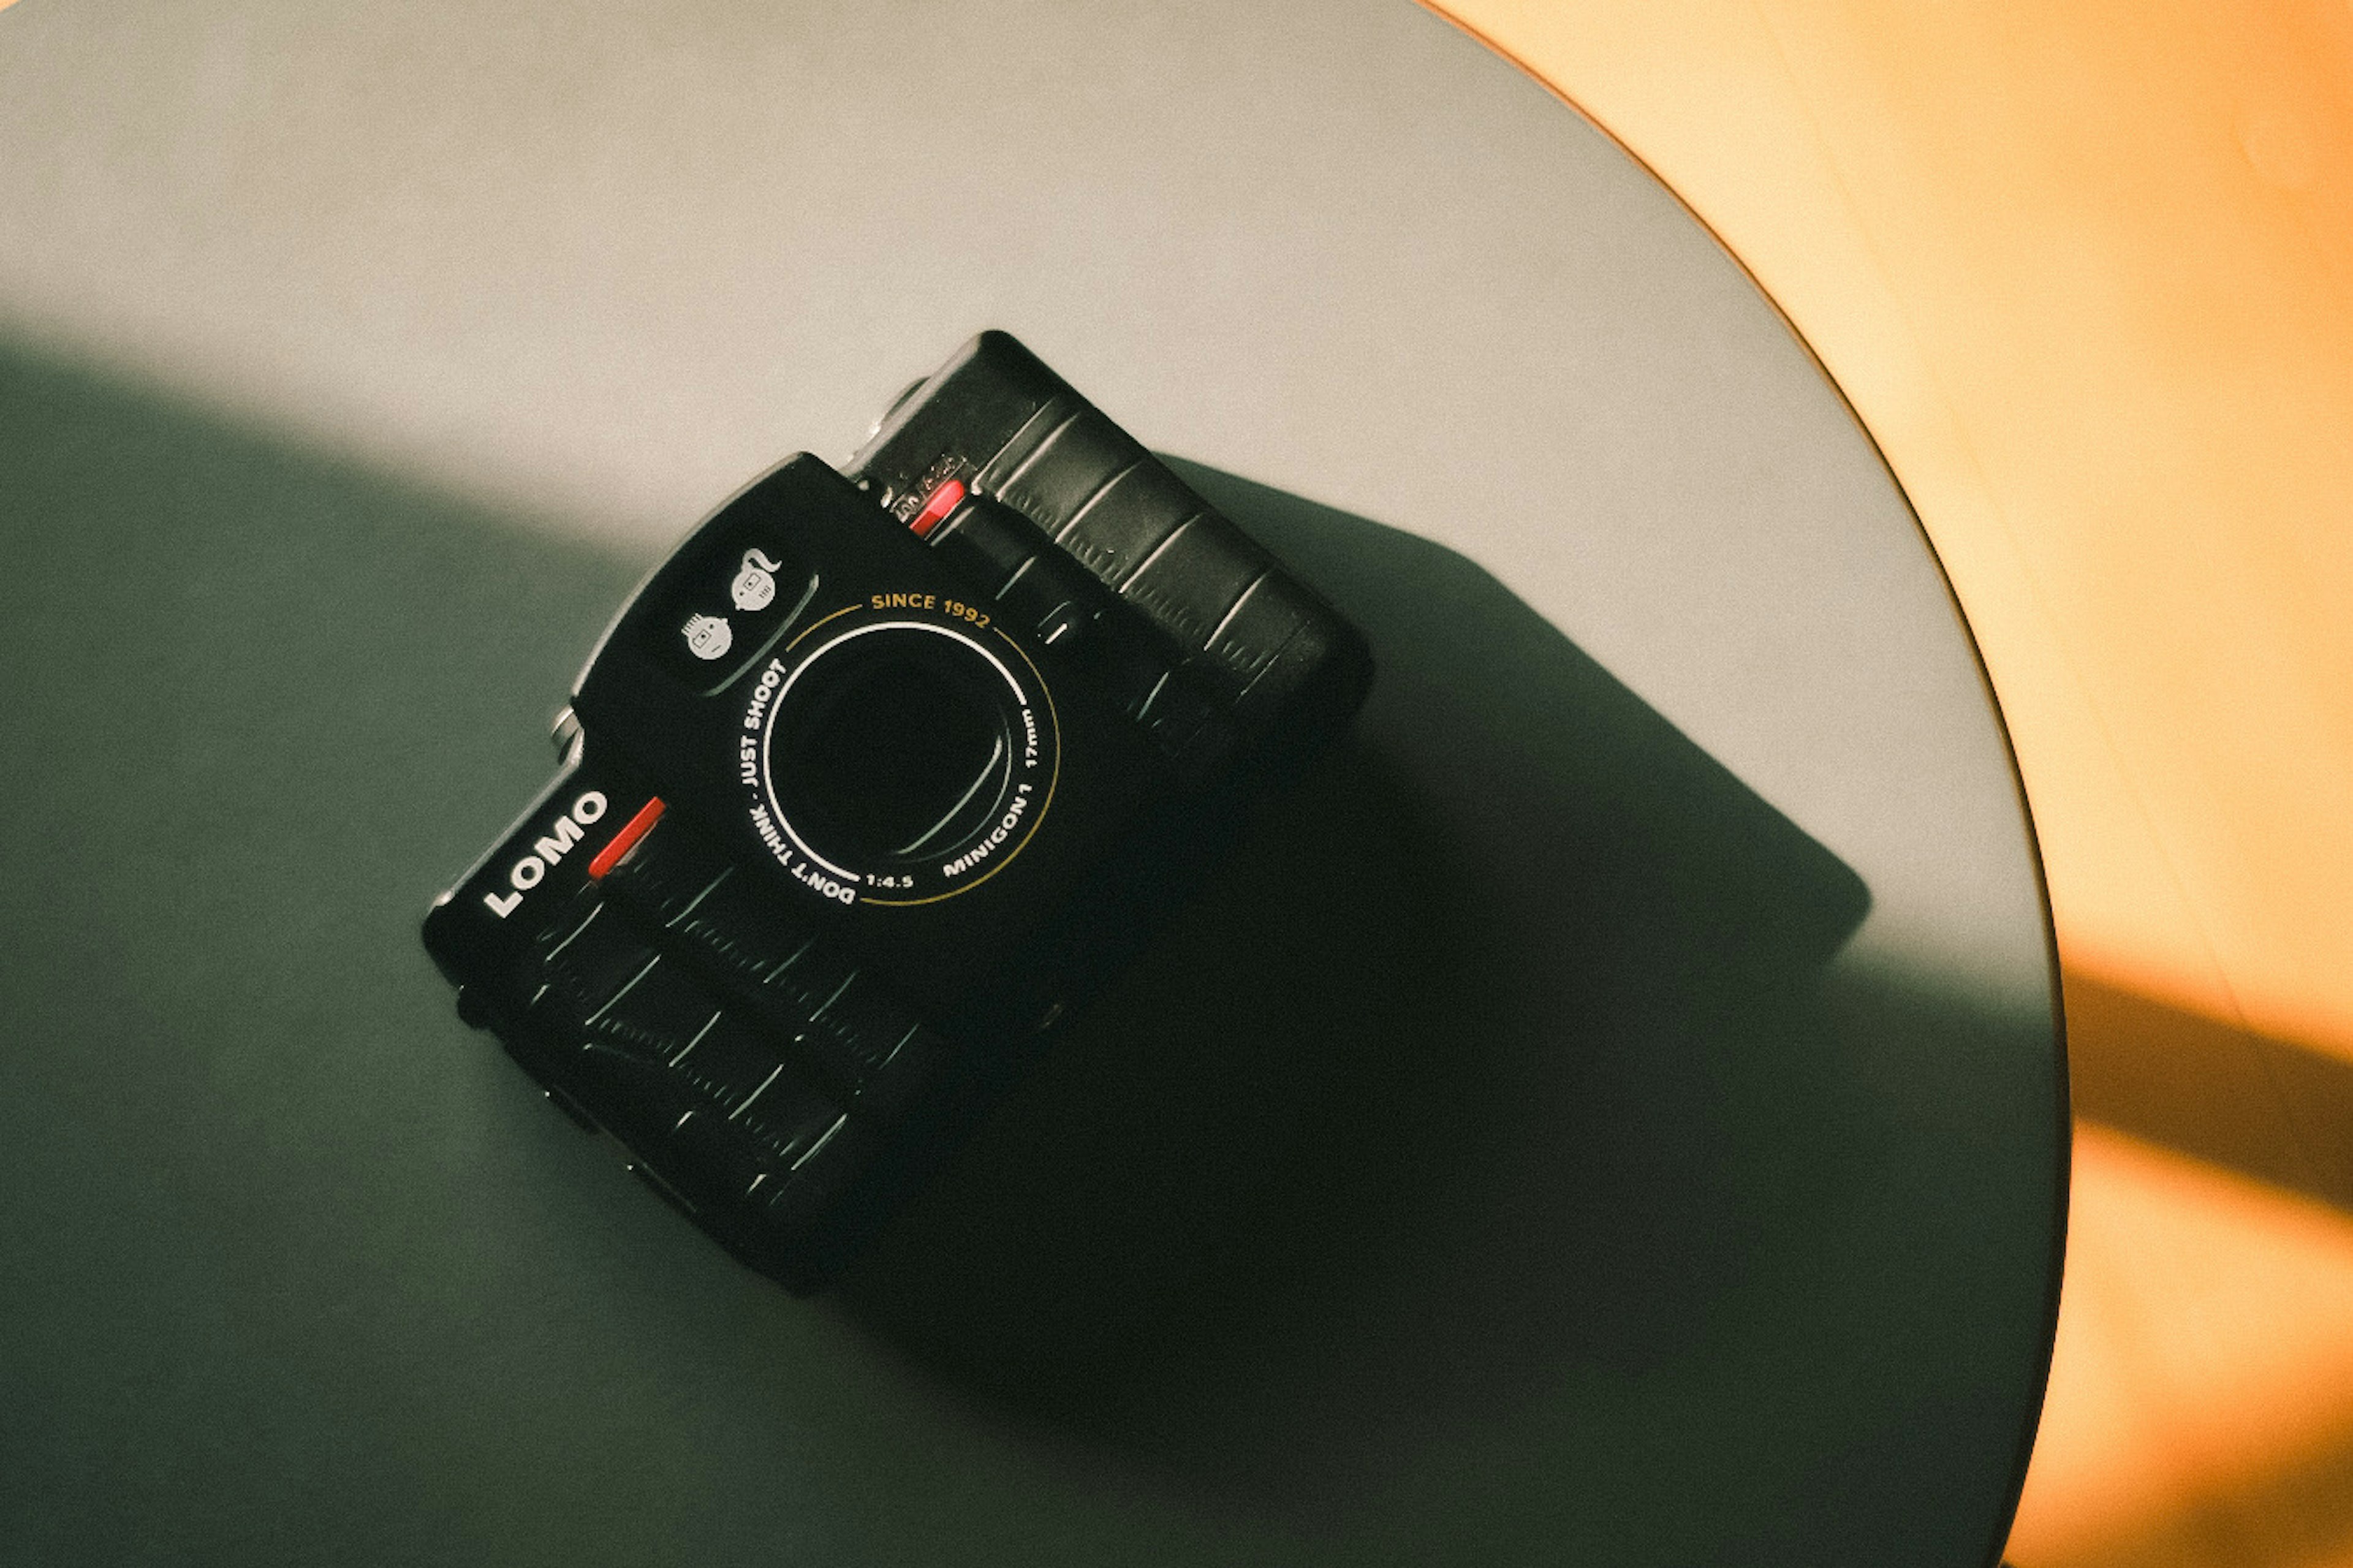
[423,333,1373,1290]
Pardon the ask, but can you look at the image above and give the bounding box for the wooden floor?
[1431,3,2353,1564]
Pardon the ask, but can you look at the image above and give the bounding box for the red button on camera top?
[588,796,667,881]
[909,478,966,539]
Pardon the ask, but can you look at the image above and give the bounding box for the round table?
[0,1,2064,1562]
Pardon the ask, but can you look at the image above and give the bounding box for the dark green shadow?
[832,463,1885,1512]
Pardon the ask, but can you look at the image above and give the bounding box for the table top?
[0,1,2064,1563]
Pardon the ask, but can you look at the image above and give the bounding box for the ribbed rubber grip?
[850,332,1367,730]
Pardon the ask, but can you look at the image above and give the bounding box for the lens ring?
[740,605,1059,906]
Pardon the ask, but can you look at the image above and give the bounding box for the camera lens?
[768,629,1017,867]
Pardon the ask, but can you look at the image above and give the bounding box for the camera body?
[422,333,1371,1290]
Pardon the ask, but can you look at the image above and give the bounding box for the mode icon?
[731,548,784,611]
[682,612,733,661]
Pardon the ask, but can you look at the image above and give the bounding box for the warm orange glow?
[1427,2,2353,1563]
[2020,1126,2353,1564]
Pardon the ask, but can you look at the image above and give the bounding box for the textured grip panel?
[849,331,1370,732]
[597,814,952,1121]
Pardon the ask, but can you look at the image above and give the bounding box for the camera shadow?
[831,463,1878,1512]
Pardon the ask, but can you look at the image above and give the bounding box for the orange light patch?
[2013,1126,2353,1563]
